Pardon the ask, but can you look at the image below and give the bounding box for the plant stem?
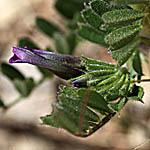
[130,78,150,84]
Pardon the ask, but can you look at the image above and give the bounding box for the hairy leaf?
[41,55,144,136]
[105,24,142,50]
[102,9,145,25]
[111,40,138,66]
[81,8,104,29]
[90,0,111,16]
[78,24,107,46]
[42,85,115,137]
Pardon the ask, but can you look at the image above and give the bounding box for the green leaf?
[126,55,138,78]
[127,85,144,102]
[112,40,138,66]
[133,49,143,79]
[109,97,127,113]
[81,56,115,70]
[41,115,61,128]
[1,63,25,81]
[102,9,145,25]
[36,17,62,38]
[78,89,113,113]
[77,24,107,46]
[66,32,77,54]
[14,78,35,97]
[43,56,144,136]
[18,37,39,49]
[90,0,111,16]
[105,24,142,50]
[55,0,90,19]
[44,85,115,137]
[81,8,104,29]
[53,32,70,54]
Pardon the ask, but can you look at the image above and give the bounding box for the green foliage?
[78,24,107,46]
[102,9,145,24]
[111,40,139,66]
[1,63,25,81]
[132,50,143,78]
[42,57,144,136]
[14,78,35,97]
[41,85,116,137]
[35,16,78,55]
[36,17,62,38]
[53,32,70,54]
[77,0,147,69]
[55,0,90,19]
[2,0,149,137]
[73,57,137,100]
[1,63,35,97]
[127,85,144,102]
[66,32,77,54]
[105,25,141,50]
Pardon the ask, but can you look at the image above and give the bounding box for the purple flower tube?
[9,47,85,80]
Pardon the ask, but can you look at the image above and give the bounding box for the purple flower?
[9,47,85,79]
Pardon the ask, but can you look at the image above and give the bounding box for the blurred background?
[0,0,150,149]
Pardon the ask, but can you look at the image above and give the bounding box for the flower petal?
[9,47,85,80]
